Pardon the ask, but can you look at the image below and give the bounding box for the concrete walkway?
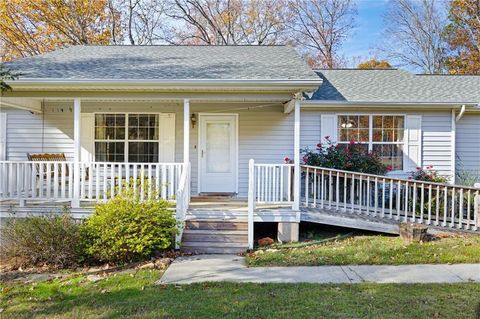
[158,255,480,284]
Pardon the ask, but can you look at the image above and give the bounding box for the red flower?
[303,156,308,163]
[335,144,341,149]
[283,156,290,163]
[386,165,393,171]
[349,139,356,145]
[416,167,422,170]
[316,143,322,148]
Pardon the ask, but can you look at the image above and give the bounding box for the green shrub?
[80,193,178,264]
[0,213,82,268]
[301,138,389,175]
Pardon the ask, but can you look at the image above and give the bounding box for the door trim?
[197,113,239,195]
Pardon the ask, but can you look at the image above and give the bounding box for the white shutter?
[80,113,94,161]
[405,115,422,171]
[159,113,175,162]
[0,113,7,160]
[320,114,337,144]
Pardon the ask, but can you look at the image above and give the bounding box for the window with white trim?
[337,115,405,171]
[94,113,160,163]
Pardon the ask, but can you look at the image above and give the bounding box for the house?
[1,45,479,253]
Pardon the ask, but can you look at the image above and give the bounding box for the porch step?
[185,220,248,231]
[181,220,249,254]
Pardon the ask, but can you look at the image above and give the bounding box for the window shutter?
[405,115,422,171]
[0,113,7,160]
[80,113,94,161]
[320,114,337,144]
[159,113,175,162]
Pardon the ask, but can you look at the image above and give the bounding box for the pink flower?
[349,139,356,145]
[316,143,322,148]
[284,156,290,163]
[416,167,422,170]
[303,156,308,163]
[386,165,393,171]
[335,144,341,150]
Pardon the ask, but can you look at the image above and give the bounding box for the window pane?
[128,142,158,163]
[359,116,369,128]
[373,116,382,128]
[359,129,369,142]
[373,144,403,170]
[95,142,124,162]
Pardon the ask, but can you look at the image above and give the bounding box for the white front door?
[199,114,237,193]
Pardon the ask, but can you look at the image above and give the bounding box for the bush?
[0,213,82,268]
[80,193,178,264]
[301,138,389,175]
[410,166,448,183]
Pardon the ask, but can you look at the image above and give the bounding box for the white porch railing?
[247,159,295,248]
[175,162,191,248]
[301,165,480,232]
[0,161,184,204]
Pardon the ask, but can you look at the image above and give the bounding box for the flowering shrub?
[298,137,389,175]
[410,166,448,183]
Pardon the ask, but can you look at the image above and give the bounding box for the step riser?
[183,234,248,243]
[185,221,248,231]
[181,247,247,254]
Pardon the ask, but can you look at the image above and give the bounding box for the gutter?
[7,78,323,92]
[301,100,479,109]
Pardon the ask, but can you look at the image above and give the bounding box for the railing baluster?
[380,178,385,218]
[450,187,455,228]
[467,190,471,230]
[305,167,309,207]
[412,182,417,222]
[389,179,393,219]
[443,186,448,227]
[343,172,347,212]
[458,188,463,229]
[396,180,401,220]
[404,181,409,222]
[358,175,363,214]
[435,185,440,226]
[328,170,333,209]
[321,169,325,209]
[335,171,340,211]
[427,185,432,225]
[155,164,160,198]
[141,164,145,201]
[103,163,108,201]
[350,173,355,213]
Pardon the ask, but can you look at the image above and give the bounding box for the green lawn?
[246,233,480,267]
[1,269,480,318]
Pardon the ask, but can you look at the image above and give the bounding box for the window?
[337,115,405,171]
[94,113,160,163]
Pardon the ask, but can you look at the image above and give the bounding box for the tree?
[380,0,447,74]
[357,59,392,69]
[289,0,357,68]
[163,0,290,45]
[0,0,115,61]
[445,0,480,74]
[0,64,21,94]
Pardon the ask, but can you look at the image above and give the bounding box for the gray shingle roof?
[6,45,319,81]
[311,69,480,104]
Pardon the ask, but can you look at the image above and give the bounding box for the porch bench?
[26,153,89,180]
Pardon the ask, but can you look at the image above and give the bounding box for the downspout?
[450,104,466,184]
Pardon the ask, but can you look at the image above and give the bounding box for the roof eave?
[7,78,322,93]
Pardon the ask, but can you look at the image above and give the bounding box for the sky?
[340,0,389,66]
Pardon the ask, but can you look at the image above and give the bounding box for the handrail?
[301,165,480,231]
[301,164,480,191]
[175,162,191,249]
[248,159,296,248]
[0,161,185,205]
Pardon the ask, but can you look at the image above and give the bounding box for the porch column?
[72,98,81,208]
[293,99,300,211]
[183,99,190,165]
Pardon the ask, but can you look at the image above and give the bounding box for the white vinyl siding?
[421,112,453,177]
[2,103,459,196]
[0,113,7,160]
[4,106,74,161]
[456,114,480,177]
